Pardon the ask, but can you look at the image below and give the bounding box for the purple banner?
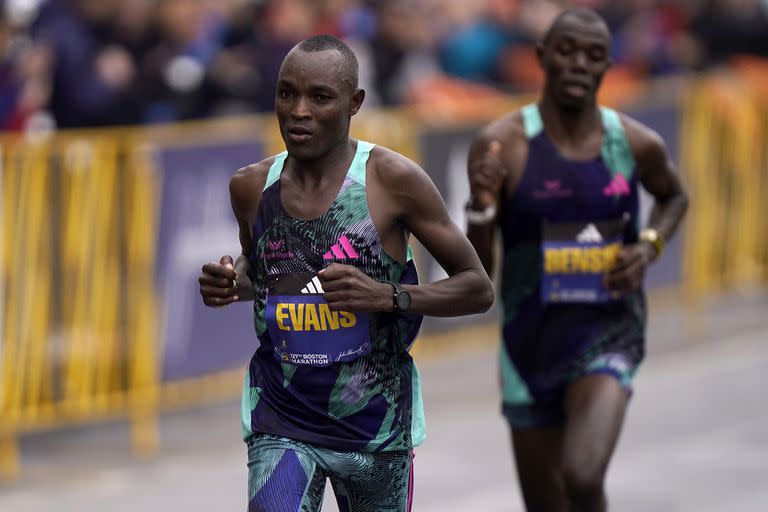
[153,141,264,381]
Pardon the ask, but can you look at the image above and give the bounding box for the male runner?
[199,35,493,512]
[466,9,688,512]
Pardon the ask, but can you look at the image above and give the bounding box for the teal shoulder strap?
[348,140,375,186]
[600,107,636,180]
[521,104,544,139]
[263,151,288,190]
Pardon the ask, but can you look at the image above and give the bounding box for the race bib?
[541,218,626,303]
[265,273,371,366]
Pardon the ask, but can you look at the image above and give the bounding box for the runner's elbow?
[480,257,495,280]
[474,273,495,313]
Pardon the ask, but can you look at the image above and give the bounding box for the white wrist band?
[466,203,497,225]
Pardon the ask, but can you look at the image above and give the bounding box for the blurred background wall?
[0,0,766,489]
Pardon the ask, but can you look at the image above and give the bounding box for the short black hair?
[298,35,359,90]
[541,8,610,46]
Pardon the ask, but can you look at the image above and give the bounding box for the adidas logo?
[603,174,631,197]
[576,223,603,243]
[323,234,359,260]
[301,275,325,294]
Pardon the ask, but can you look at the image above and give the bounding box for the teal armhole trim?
[521,103,543,139]
[263,151,288,190]
[348,140,375,186]
[600,107,636,181]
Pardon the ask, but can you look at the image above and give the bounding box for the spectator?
[369,0,439,106]
[0,0,759,130]
[0,5,50,131]
[687,0,768,68]
[137,0,228,122]
[32,0,139,127]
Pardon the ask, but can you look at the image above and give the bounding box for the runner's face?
[275,49,362,160]
[539,18,611,111]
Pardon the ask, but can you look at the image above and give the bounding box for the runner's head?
[276,35,365,160]
[537,8,612,112]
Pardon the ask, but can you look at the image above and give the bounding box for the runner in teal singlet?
[466,9,688,512]
[198,35,493,512]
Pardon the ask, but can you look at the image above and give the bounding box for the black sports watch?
[390,283,411,312]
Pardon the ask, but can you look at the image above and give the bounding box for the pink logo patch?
[264,239,294,260]
[603,174,631,197]
[534,179,574,199]
[323,234,359,260]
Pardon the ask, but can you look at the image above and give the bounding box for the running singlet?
[499,104,647,410]
[242,141,426,453]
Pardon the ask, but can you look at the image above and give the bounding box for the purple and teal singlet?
[499,104,647,424]
[242,141,426,452]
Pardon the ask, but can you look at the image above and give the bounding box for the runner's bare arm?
[384,152,494,316]
[199,160,271,306]
[466,114,527,277]
[230,162,273,301]
[605,116,688,292]
[624,116,688,248]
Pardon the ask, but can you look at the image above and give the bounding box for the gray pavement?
[1,292,767,511]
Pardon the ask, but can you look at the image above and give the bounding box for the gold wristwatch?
[639,228,665,260]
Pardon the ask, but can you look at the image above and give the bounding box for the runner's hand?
[318,263,393,312]
[468,140,506,207]
[604,243,655,293]
[200,255,239,307]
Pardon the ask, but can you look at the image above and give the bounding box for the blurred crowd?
[2,0,768,131]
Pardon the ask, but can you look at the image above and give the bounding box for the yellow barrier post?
[0,143,19,481]
[126,143,160,459]
[0,430,19,480]
[1,139,53,480]
[680,84,712,336]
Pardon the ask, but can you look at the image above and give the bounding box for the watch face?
[642,229,658,243]
[396,290,411,311]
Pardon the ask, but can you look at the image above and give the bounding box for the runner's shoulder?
[368,144,428,191]
[615,112,667,162]
[476,111,526,147]
[230,156,276,203]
